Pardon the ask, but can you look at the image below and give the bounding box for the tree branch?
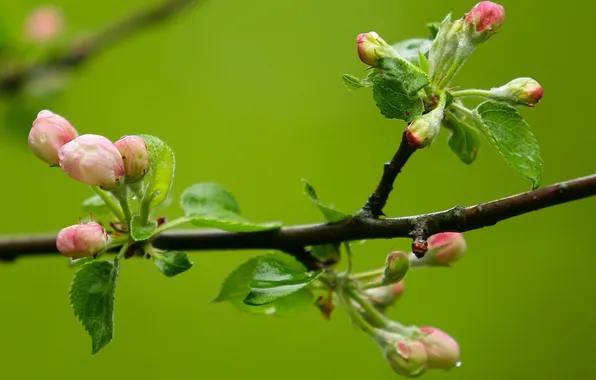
[358,131,417,218]
[0,0,200,93]
[2,174,595,261]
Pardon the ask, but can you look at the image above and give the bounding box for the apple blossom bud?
[56,222,108,259]
[418,327,460,370]
[490,77,544,107]
[28,110,78,165]
[428,232,467,265]
[383,339,428,377]
[405,105,445,148]
[24,6,63,43]
[381,251,409,285]
[58,134,125,189]
[366,280,405,310]
[114,135,149,182]
[357,32,397,68]
[465,2,505,32]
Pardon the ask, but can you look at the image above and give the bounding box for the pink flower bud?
[405,105,445,148]
[24,6,64,43]
[357,32,397,68]
[366,280,405,310]
[56,222,108,259]
[114,135,149,182]
[465,2,505,32]
[491,77,544,107]
[58,134,125,189]
[428,232,467,265]
[384,339,428,377]
[381,251,409,285]
[418,327,461,370]
[28,110,78,165]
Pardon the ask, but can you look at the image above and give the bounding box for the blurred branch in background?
[0,0,199,94]
[2,173,595,262]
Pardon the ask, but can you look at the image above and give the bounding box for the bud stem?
[336,287,377,336]
[438,55,466,89]
[451,89,492,98]
[351,268,385,281]
[347,286,391,329]
[90,186,125,221]
[112,187,133,226]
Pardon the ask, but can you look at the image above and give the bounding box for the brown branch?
[0,0,200,93]
[2,174,595,262]
[358,131,417,218]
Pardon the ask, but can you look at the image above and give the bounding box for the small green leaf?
[392,38,432,68]
[302,179,348,223]
[474,101,542,188]
[444,112,481,164]
[372,76,425,122]
[418,51,429,74]
[310,244,340,261]
[180,183,281,232]
[426,22,441,38]
[214,256,314,316]
[244,253,324,306]
[69,259,120,354]
[139,135,175,208]
[341,74,366,91]
[154,251,193,277]
[81,195,112,216]
[130,215,157,241]
[378,56,430,96]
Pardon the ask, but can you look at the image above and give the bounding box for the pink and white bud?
[28,110,78,165]
[465,2,505,32]
[418,327,461,370]
[24,6,64,43]
[56,222,108,259]
[384,339,428,377]
[405,105,445,148]
[428,232,467,265]
[381,251,409,285]
[357,32,397,68]
[490,77,544,107]
[58,134,125,189]
[366,280,405,310]
[114,135,149,182]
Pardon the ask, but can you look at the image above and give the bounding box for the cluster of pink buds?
[23,6,64,44]
[28,110,151,258]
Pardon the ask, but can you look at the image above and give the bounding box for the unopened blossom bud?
[357,32,397,68]
[381,251,409,285]
[490,77,544,107]
[24,6,64,43]
[428,232,467,265]
[114,135,149,182]
[384,339,428,378]
[56,222,108,259]
[58,134,125,189]
[28,110,78,165]
[366,280,405,310]
[406,104,445,148]
[464,2,505,43]
[418,327,460,370]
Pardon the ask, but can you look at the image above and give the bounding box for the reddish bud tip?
[357,32,396,68]
[428,232,467,264]
[465,2,505,32]
[24,6,64,43]
[114,135,149,182]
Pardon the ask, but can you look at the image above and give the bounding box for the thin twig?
[358,131,417,218]
[0,0,200,93]
[2,174,595,261]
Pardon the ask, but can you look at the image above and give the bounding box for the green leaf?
[244,253,324,306]
[214,256,314,316]
[474,101,542,188]
[378,56,430,96]
[341,74,367,91]
[154,251,193,277]
[81,195,112,216]
[180,182,282,232]
[392,38,432,68]
[302,179,348,223]
[69,259,120,354]
[310,244,340,261]
[139,135,175,208]
[418,51,429,74]
[426,22,441,38]
[444,112,481,164]
[130,215,157,241]
[372,68,426,122]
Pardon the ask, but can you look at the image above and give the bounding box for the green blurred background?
[0,0,594,379]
